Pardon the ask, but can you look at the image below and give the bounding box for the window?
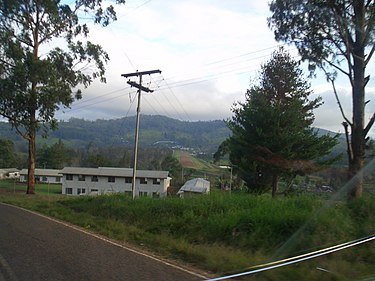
[139,191,148,197]
[77,188,86,195]
[78,175,85,181]
[55,177,61,182]
[66,174,73,181]
[153,178,161,185]
[91,175,98,182]
[125,177,132,184]
[108,176,115,183]
[42,176,48,182]
[140,178,148,184]
[65,188,72,194]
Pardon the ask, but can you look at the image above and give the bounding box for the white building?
[19,169,62,183]
[0,168,20,179]
[60,167,171,197]
[177,178,210,197]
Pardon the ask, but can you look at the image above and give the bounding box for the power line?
[160,75,192,121]
[66,88,136,112]
[205,44,287,65]
[73,87,130,107]
[147,73,190,121]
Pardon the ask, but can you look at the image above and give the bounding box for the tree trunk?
[348,0,366,199]
[26,21,39,195]
[271,174,278,198]
[26,113,36,194]
[26,109,36,194]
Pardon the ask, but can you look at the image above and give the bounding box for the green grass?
[0,184,374,280]
[0,180,62,195]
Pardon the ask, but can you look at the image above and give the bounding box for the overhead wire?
[159,75,192,121]
[150,76,186,121]
[62,47,301,117]
[63,2,301,120]
[62,1,303,121]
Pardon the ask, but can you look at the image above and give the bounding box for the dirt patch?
[179,151,194,168]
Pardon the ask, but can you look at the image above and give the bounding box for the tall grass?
[1,189,374,279]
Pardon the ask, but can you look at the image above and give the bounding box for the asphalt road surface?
[0,203,208,281]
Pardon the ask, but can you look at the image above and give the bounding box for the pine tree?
[223,49,338,196]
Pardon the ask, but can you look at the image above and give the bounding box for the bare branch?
[0,58,16,69]
[365,45,375,66]
[364,113,375,137]
[330,78,352,125]
[0,113,30,140]
[323,57,351,78]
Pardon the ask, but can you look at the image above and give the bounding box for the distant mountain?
[0,115,231,154]
[0,115,351,161]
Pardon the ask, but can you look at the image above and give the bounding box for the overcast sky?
[55,0,375,136]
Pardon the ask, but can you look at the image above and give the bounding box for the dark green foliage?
[268,0,375,198]
[0,0,123,134]
[0,139,20,168]
[223,49,338,194]
[0,0,125,193]
[161,155,182,178]
[36,139,74,169]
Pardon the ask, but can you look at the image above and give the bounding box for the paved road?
[0,203,208,281]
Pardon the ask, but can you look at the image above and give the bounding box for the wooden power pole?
[121,70,161,199]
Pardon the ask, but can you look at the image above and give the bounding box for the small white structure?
[177,178,210,197]
[19,169,62,183]
[60,167,171,197]
[0,168,20,179]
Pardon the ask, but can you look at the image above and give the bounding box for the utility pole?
[121,70,161,199]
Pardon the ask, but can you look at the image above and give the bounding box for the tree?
[0,0,125,194]
[268,0,375,198]
[37,139,73,169]
[0,139,19,168]
[220,49,338,196]
[161,154,182,186]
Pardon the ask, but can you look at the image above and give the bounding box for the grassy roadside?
[0,182,374,280]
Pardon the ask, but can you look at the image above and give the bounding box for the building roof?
[177,178,210,194]
[60,167,169,179]
[0,168,19,173]
[20,169,62,177]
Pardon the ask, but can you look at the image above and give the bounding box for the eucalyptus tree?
[0,0,125,193]
[268,0,375,198]
[221,49,338,196]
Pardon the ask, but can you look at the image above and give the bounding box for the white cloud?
[54,0,375,137]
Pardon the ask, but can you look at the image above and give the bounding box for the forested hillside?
[0,115,231,154]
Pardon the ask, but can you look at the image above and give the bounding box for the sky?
[54,0,375,136]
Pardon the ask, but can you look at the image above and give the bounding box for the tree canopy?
[220,49,338,196]
[0,139,19,168]
[36,139,73,169]
[268,0,375,198]
[0,0,125,193]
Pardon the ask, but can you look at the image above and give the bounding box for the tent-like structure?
[177,178,210,197]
